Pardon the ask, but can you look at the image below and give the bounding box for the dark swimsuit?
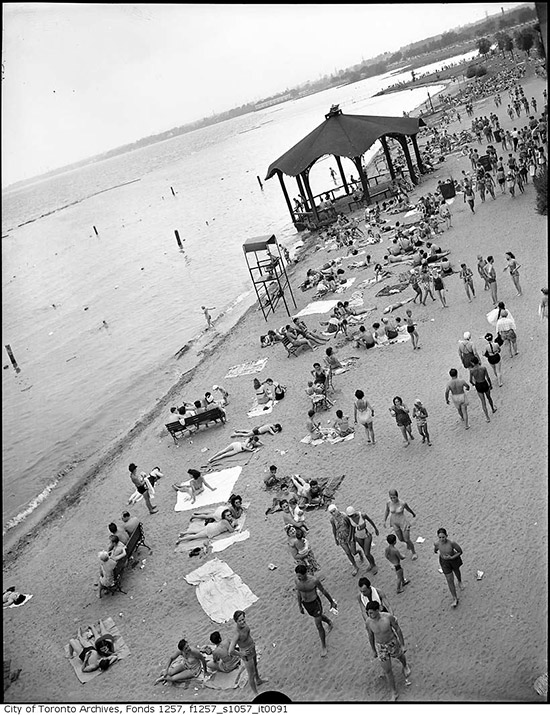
[407,325,415,334]
[474,379,490,393]
[303,596,323,618]
[79,646,95,663]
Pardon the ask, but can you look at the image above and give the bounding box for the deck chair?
[311,383,333,412]
[281,335,301,358]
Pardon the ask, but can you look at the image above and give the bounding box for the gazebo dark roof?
[266,110,426,180]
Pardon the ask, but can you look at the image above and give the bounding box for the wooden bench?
[99,522,152,598]
[165,406,226,445]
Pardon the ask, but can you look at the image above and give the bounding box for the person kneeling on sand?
[155,639,207,686]
[206,631,241,673]
[365,601,411,701]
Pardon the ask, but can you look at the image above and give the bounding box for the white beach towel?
[3,594,33,609]
[224,358,268,379]
[293,300,338,318]
[374,333,410,347]
[247,400,274,418]
[174,467,242,512]
[334,277,357,293]
[486,308,515,327]
[211,530,250,552]
[185,558,259,623]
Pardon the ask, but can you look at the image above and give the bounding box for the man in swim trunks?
[365,601,411,701]
[229,611,266,696]
[445,368,471,430]
[434,528,464,608]
[295,564,337,657]
[208,631,241,673]
[357,577,393,623]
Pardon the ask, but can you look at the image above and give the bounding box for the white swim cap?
[346,506,357,516]
[327,504,337,513]
[212,385,219,390]
[463,331,471,340]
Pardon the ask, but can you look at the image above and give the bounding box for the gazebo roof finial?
[325,104,342,120]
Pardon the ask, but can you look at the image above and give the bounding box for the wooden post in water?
[93,226,99,235]
[256,176,263,190]
[174,230,183,249]
[5,344,21,374]
[170,186,176,196]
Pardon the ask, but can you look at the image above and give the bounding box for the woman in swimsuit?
[389,396,414,447]
[468,356,497,423]
[346,506,379,572]
[286,525,320,574]
[190,494,246,524]
[383,490,417,559]
[354,389,375,444]
[483,333,503,387]
[230,424,282,438]
[172,469,216,504]
[432,268,448,308]
[176,510,235,544]
[503,251,522,296]
[207,436,261,464]
[253,378,270,405]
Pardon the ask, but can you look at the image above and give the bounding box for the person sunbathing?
[155,639,207,686]
[207,436,262,464]
[176,510,235,544]
[172,469,216,504]
[292,317,328,344]
[191,494,246,524]
[230,423,282,438]
[68,622,117,673]
[3,587,29,608]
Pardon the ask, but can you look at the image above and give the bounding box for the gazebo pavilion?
[265,104,426,230]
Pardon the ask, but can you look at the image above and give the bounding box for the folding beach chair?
[311,383,333,412]
[281,335,300,358]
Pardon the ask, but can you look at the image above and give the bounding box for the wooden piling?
[5,344,21,374]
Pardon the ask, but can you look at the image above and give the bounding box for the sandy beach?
[3,67,547,704]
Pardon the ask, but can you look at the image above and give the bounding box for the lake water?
[1,50,474,532]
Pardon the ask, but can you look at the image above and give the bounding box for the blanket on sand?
[64,617,130,684]
[185,558,259,623]
[293,300,338,318]
[174,467,242,512]
[224,358,267,379]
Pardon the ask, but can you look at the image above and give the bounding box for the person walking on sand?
[328,504,359,576]
[496,309,519,358]
[128,463,157,514]
[503,252,522,296]
[330,167,337,185]
[468,356,497,423]
[459,263,476,302]
[384,489,417,559]
[354,389,375,444]
[458,331,479,369]
[463,182,475,213]
[346,506,379,573]
[201,305,216,329]
[357,577,393,619]
[485,256,498,306]
[445,369,471,429]
[389,396,414,447]
[228,611,266,696]
[412,399,432,445]
[432,267,448,308]
[365,601,411,701]
[405,309,419,350]
[295,564,337,658]
[483,333,503,387]
[434,528,464,608]
[385,535,410,595]
[477,255,491,291]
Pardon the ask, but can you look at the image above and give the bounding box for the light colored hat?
[98,551,109,561]
[409,268,415,274]
[212,385,219,390]
[346,506,357,516]
[463,331,471,340]
[327,504,337,513]
[414,399,422,405]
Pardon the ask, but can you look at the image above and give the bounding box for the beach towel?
[374,333,410,347]
[224,358,268,379]
[204,664,248,690]
[319,473,347,504]
[293,300,338,318]
[174,467,242,512]
[300,433,354,445]
[375,282,409,297]
[185,558,259,623]
[64,617,130,684]
[211,530,250,553]
[3,594,33,609]
[247,400,274,418]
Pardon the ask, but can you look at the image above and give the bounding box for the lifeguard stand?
[243,234,297,321]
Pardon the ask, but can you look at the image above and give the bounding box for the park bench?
[99,522,152,598]
[165,406,226,445]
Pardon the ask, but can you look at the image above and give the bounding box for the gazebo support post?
[277,172,295,223]
[380,136,396,181]
[302,170,320,225]
[296,175,309,210]
[352,156,371,204]
[397,136,418,185]
[335,155,350,194]
[410,134,425,174]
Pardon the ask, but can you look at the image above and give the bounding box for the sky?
[2,2,530,187]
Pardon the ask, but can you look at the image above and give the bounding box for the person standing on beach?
[485,256,498,306]
[346,506,379,573]
[463,182,475,213]
[432,267,448,308]
[389,397,414,447]
[365,601,411,701]
[477,255,490,291]
[354,389,375,444]
[201,305,216,329]
[357,577,393,619]
[459,263,476,302]
[384,489,417,559]
[330,167,337,185]
[384,535,409,594]
[468,356,497,423]
[503,252,522,296]
[483,333,504,387]
[405,309,419,350]
[128,463,157,514]
[496,309,519,358]
[327,504,359,576]
[294,564,337,658]
[445,369,471,429]
[434,528,464,608]
[412,399,431,445]
[228,611,266,696]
